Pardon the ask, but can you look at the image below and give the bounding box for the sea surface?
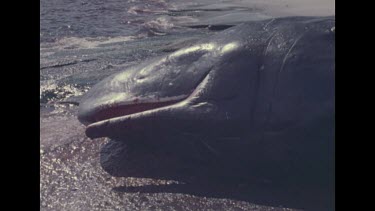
[40,0,334,108]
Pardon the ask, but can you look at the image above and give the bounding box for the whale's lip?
[81,95,188,127]
[84,97,189,138]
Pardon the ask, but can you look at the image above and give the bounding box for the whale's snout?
[78,43,222,134]
[77,70,191,127]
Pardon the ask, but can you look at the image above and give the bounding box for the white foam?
[41,36,136,50]
[40,81,88,102]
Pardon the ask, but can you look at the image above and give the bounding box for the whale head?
[78,35,257,140]
[78,17,335,142]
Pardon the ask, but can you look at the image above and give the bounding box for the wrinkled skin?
[78,16,335,182]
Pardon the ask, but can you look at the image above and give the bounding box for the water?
[40,0,334,107]
[40,0,334,118]
[40,0,171,42]
[40,0,334,42]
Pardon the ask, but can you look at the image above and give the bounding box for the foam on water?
[40,81,90,104]
[41,36,137,50]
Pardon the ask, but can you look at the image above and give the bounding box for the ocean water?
[40,0,334,109]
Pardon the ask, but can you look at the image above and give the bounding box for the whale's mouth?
[82,96,190,139]
[93,101,178,123]
[79,71,212,139]
[80,96,188,127]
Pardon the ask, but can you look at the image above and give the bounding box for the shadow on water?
[100,133,334,211]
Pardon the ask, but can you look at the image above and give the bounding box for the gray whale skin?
[78,16,335,181]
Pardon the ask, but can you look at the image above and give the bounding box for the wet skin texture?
[78,16,335,185]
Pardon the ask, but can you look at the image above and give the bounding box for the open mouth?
[79,96,188,127]
[80,95,190,139]
[80,71,212,125]
[78,70,212,139]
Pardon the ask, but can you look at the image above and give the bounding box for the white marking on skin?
[280,33,305,74]
[170,43,216,58]
[114,69,133,82]
[263,18,275,30]
[220,42,239,54]
[93,93,129,107]
[191,102,208,108]
[264,31,278,56]
[136,58,168,77]
[199,138,220,156]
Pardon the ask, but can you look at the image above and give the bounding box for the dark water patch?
[40,89,62,104]
[40,58,97,70]
[187,24,235,31]
[40,61,79,70]
[168,6,257,14]
[56,101,80,106]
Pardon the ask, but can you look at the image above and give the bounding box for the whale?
[78,16,335,182]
